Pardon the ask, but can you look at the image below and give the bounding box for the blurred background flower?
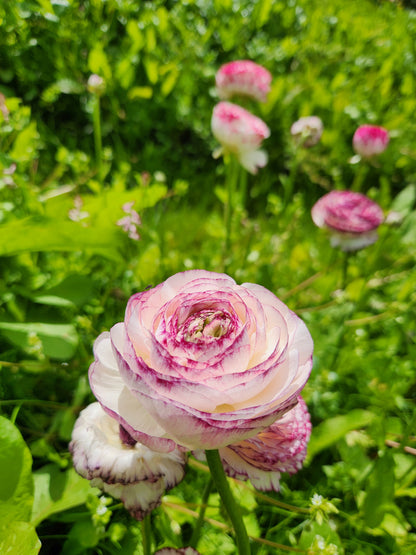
[311,190,384,251]
[215,60,272,103]
[211,101,270,174]
[290,116,324,148]
[352,125,389,159]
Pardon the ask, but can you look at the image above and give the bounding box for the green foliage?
[0,416,41,554]
[1,0,416,553]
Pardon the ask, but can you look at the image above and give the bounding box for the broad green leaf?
[33,275,96,308]
[0,217,123,261]
[31,464,98,527]
[362,451,395,528]
[88,46,112,81]
[0,321,78,360]
[128,86,153,100]
[306,410,377,461]
[0,522,41,555]
[9,122,39,162]
[0,416,34,525]
[390,184,416,217]
[143,56,158,85]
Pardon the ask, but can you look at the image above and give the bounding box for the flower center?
[180,309,231,343]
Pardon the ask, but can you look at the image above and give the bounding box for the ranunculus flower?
[69,403,187,520]
[218,396,311,491]
[89,270,313,453]
[311,190,384,251]
[290,116,323,148]
[352,125,389,158]
[211,101,270,174]
[215,60,272,103]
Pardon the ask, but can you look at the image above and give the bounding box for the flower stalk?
[224,155,240,260]
[205,449,251,555]
[142,513,152,555]
[91,94,103,184]
[189,477,213,549]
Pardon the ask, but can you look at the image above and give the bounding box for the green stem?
[142,513,152,555]
[189,477,213,549]
[351,164,369,193]
[341,251,350,290]
[223,155,240,265]
[205,449,250,555]
[92,94,103,184]
[283,152,300,208]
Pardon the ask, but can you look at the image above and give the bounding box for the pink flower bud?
[211,101,270,174]
[352,125,389,158]
[312,190,384,251]
[215,60,272,103]
[290,116,323,148]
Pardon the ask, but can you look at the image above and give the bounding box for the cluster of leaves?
[1,0,416,554]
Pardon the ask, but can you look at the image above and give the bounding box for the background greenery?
[0,0,415,553]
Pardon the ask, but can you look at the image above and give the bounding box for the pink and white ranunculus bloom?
[352,125,389,158]
[215,60,272,103]
[217,396,311,491]
[89,270,313,453]
[312,190,384,251]
[211,101,270,174]
[70,403,187,520]
[290,116,323,148]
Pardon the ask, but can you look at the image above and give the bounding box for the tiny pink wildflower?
[68,196,89,222]
[117,201,142,240]
[312,190,384,251]
[211,101,270,174]
[216,60,272,103]
[352,125,389,158]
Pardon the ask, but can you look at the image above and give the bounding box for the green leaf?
[306,410,377,461]
[362,451,395,528]
[0,217,123,261]
[390,184,416,217]
[9,121,39,162]
[0,416,34,525]
[0,321,78,360]
[0,522,41,555]
[31,464,98,527]
[33,275,96,308]
[88,46,112,81]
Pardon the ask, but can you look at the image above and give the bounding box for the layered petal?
[218,396,312,491]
